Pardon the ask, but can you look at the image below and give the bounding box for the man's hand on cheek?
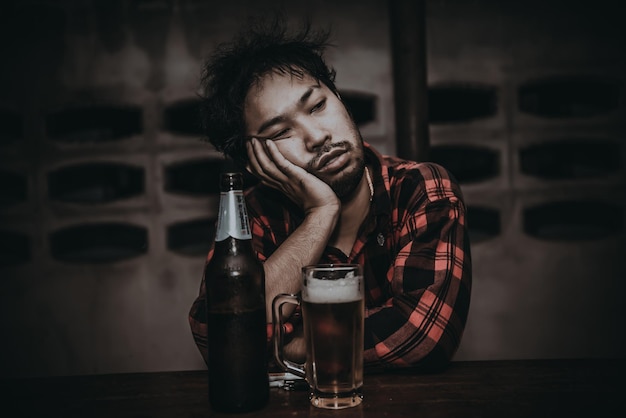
[246,138,340,214]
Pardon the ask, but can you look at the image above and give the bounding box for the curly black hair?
[198,16,337,168]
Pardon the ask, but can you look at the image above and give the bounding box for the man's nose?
[303,122,330,152]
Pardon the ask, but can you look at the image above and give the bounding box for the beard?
[328,155,365,200]
[308,139,366,201]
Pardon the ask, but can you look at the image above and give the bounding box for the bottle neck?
[213,235,253,256]
[215,189,252,241]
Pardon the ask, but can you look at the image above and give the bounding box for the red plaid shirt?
[189,142,472,371]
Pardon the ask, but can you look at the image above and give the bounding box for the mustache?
[307,141,353,171]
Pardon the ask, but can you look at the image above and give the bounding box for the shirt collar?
[363,142,392,219]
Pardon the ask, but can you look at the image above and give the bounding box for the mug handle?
[272,293,306,379]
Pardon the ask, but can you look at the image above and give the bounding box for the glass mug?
[272,264,364,409]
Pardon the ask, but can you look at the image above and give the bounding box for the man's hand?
[283,330,306,364]
[246,138,339,215]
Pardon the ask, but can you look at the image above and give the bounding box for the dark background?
[1,0,624,378]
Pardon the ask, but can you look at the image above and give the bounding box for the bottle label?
[215,190,252,241]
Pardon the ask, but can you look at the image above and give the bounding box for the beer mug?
[272,264,364,409]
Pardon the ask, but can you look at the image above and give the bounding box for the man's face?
[243,71,365,199]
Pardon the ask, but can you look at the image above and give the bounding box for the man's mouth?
[316,147,348,173]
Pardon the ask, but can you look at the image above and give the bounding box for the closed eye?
[311,99,326,113]
[268,128,291,140]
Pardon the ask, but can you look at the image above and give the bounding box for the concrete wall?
[425,0,625,361]
[0,0,623,377]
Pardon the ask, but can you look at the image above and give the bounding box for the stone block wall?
[0,0,623,377]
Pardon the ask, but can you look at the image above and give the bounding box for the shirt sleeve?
[188,246,213,365]
[363,164,472,371]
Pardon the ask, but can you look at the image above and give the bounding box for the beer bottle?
[204,172,269,413]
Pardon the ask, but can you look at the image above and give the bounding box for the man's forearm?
[263,206,338,319]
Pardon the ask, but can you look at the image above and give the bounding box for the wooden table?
[2,359,624,417]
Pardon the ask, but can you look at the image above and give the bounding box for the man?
[189,19,472,371]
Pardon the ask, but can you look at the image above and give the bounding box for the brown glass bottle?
[204,172,269,413]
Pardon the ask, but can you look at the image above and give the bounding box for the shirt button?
[377,233,385,246]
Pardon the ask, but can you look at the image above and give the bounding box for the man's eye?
[311,99,326,113]
[269,129,290,140]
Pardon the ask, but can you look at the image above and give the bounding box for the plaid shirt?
[189,142,472,371]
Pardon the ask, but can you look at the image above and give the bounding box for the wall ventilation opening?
[46,105,143,143]
[50,223,148,263]
[0,108,23,145]
[340,91,377,126]
[164,99,202,136]
[429,145,499,184]
[520,139,621,180]
[48,162,145,204]
[518,76,621,118]
[523,200,623,241]
[428,83,498,123]
[164,159,259,196]
[167,218,215,257]
[165,158,223,196]
[0,169,27,206]
[467,206,501,243]
[0,230,31,267]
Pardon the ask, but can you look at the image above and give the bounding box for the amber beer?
[273,264,364,409]
[204,172,269,413]
[302,282,364,399]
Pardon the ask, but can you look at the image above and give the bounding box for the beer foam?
[303,275,362,303]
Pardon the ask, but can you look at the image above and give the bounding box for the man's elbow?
[414,346,455,373]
